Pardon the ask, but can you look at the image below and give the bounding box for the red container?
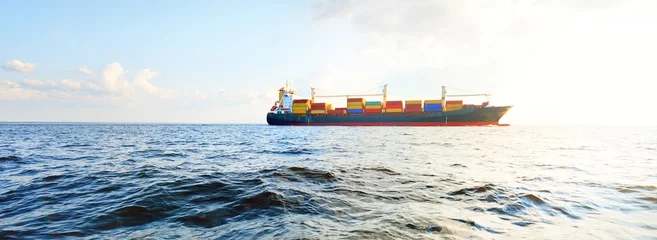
[385,101,403,105]
[293,99,311,103]
[446,100,463,104]
[364,109,381,114]
[385,103,403,108]
[335,107,347,111]
[327,110,346,114]
[347,98,365,102]
[405,104,423,109]
[463,104,476,108]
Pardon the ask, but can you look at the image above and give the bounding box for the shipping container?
[424,99,444,104]
[327,109,347,115]
[385,108,403,113]
[405,104,423,109]
[405,100,423,105]
[310,110,327,114]
[385,101,403,108]
[347,109,363,114]
[446,100,464,104]
[424,103,442,108]
[365,109,382,114]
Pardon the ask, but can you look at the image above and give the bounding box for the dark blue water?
[1,124,656,239]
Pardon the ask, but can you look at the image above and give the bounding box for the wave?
[362,167,400,175]
[0,156,22,162]
[266,166,340,184]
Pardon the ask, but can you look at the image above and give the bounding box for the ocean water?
[0,124,656,239]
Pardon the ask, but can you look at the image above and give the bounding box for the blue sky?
[2,0,656,124]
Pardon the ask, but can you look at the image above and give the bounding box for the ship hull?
[267,106,512,126]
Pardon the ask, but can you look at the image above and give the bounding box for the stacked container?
[347,98,365,114]
[328,107,347,115]
[445,100,464,111]
[292,99,311,115]
[404,100,423,114]
[365,101,383,114]
[310,102,329,115]
[424,99,443,113]
[385,101,403,113]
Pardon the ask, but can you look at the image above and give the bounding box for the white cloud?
[61,79,81,89]
[132,69,160,95]
[101,62,129,93]
[76,66,94,76]
[84,82,104,91]
[2,60,36,73]
[22,79,57,88]
[0,80,42,100]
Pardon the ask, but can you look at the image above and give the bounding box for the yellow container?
[405,100,423,104]
[292,106,307,110]
[385,108,403,113]
[347,103,364,107]
[365,105,381,109]
[424,99,443,104]
[310,110,326,114]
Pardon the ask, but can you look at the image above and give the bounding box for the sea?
[0,124,656,239]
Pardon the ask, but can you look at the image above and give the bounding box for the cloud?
[61,79,81,89]
[0,80,42,100]
[2,60,36,73]
[22,79,57,88]
[76,66,94,76]
[101,62,129,93]
[132,69,160,95]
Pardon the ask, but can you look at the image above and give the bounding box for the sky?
[1,0,656,125]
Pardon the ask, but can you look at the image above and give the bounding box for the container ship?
[267,82,512,126]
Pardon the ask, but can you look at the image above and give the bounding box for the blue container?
[347,109,363,114]
[424,103,442,108]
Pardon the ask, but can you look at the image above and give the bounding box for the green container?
[365,101,382,106]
